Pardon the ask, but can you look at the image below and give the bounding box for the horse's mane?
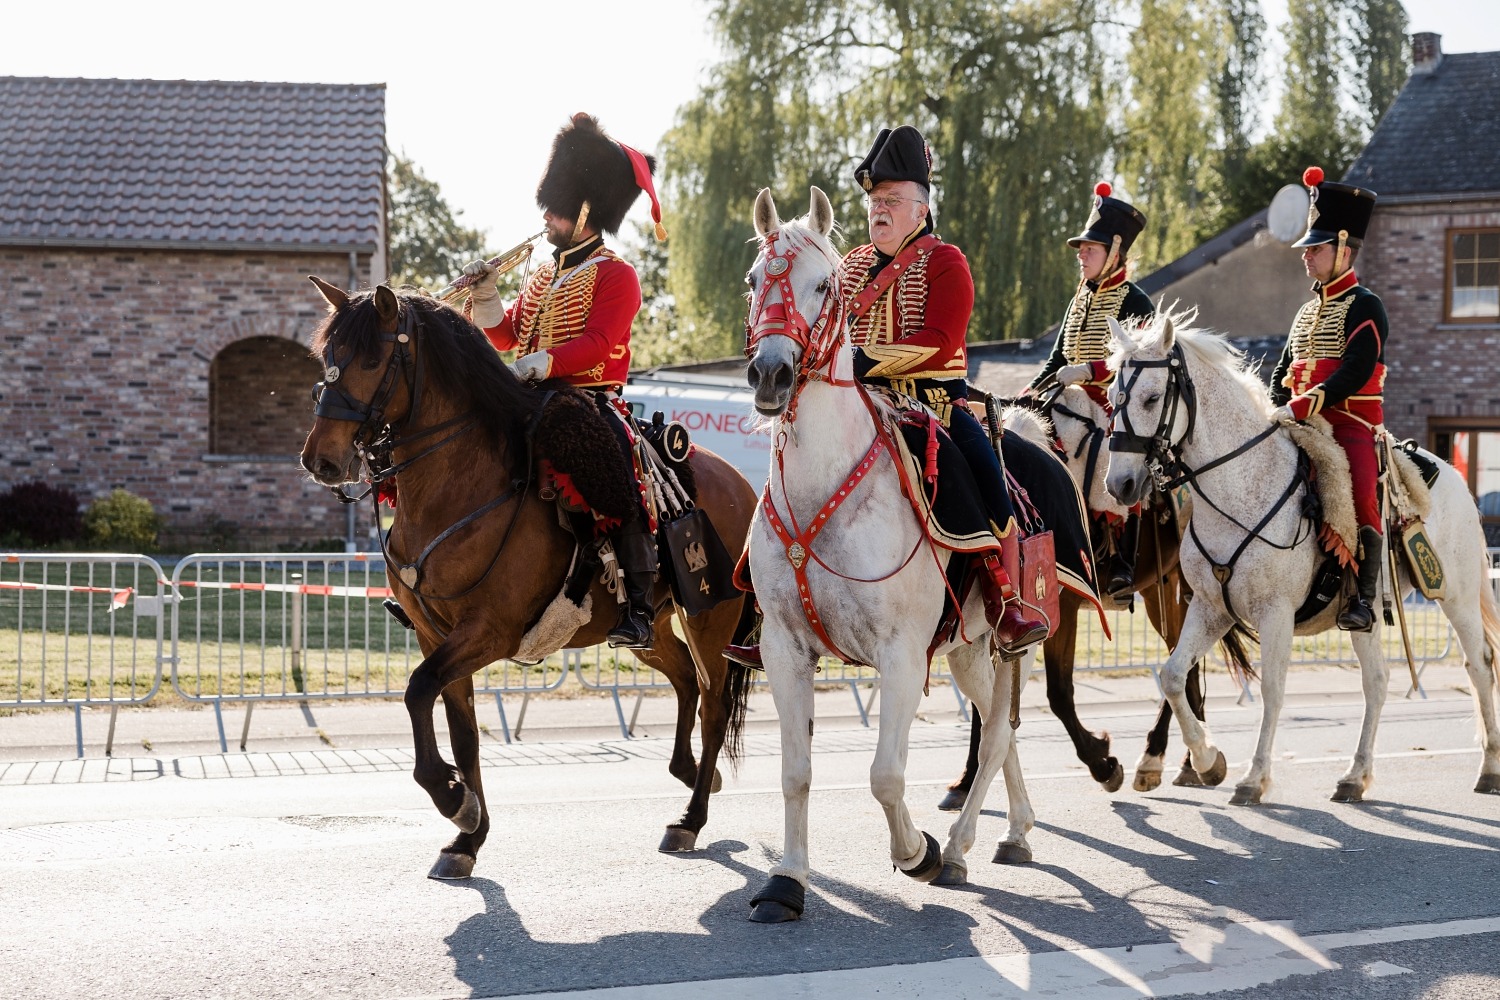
[769,217,843,272]
[1001,404,1054,443]
[311,289,543,459]
[1111,306,1272,418]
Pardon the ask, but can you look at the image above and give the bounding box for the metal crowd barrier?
[3,548,1485,757]
[0,552,170,756]
[169,553,568,751]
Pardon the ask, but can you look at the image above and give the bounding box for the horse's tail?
[721,592,759,766]
[1219,624,1259,686]
[1476,548,1500,674]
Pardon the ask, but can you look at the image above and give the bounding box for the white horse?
[1104,311,1500,805]
[742,187,1039,922]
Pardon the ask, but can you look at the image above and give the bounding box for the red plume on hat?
[536,113,666,239]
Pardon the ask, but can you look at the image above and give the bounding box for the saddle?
[533,388,736,616]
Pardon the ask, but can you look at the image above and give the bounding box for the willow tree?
[660,0,1116,353]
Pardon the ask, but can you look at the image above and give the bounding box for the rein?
[311,300,532,640]
[1110,342,1313,630]
[745,228,959,662]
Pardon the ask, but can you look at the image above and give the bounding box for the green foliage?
[625,220,693,368]
[656,0,1411,352]
[387,152,490,291]
[83,489,161,552]
[0,480,84,548]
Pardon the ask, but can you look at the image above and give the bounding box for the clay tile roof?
[0,76,386,250]
[1344,51,1500,197]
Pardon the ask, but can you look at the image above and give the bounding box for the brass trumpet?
[437,230,546,303]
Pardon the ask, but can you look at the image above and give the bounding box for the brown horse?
[940,459,1252,808]
[299,281,756,879]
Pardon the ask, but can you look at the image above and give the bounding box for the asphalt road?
[3,681,1498,999]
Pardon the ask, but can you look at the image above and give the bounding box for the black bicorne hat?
[854,125,932,192]
[1292,166,1377,248]
[1067,182,1147,254]
[536,113,660,236]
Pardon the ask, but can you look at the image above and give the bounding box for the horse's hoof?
[992,840,1033,865]
[1229,783,1262,806]
[427,851,475,880]
[902,831,944,883]
[658,826,699,853]
[1331,780,1365,803]
[1102,760,1125,793]
[711,768,724,794]
[1198,750,1228,787]
[1134,770,1163,792]
[1172,765,1206,787]
[1474,773,1500,795]
[933,860,969,886]
[749,875,804,922]
[448,789,481,834]
[937,788,969,813]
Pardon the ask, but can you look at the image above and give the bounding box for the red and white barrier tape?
[0,581,134,611]
[173,580,394,599]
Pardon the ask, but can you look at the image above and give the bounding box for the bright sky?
[7,0,1498,264]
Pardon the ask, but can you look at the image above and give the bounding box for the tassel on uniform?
[654,221,668,241]
[923,416,940,484]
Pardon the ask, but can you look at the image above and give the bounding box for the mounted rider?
[1025,182,1154,598]
[842,125,1047,654]
[464,112,668,649]
[1268,167,1386,632]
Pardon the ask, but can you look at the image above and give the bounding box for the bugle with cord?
[437,230,546,303]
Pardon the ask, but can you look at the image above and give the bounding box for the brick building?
[1341,34,1500,545]
[0,77,387,549]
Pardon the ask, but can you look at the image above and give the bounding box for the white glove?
[509,351,551,384]
[1057,363,1092,386]
[1270,404,1296,425]
[462,259,505,329]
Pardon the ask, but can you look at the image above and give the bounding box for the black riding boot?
[1107,513,1140,598]
[607,520,659,649]
[1337,526,1383,632]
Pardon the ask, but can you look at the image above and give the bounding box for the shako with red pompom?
[1067,180,1147,254]
[1302,166,1325,188]
[1290,166,1377,249]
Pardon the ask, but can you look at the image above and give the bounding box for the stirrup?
[723,644,764,669]
[1337,598,1375,633]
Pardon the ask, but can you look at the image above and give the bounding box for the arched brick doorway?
[209,336,322,456]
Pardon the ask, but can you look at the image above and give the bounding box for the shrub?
[83,489,162,551]
[0,481,84,547]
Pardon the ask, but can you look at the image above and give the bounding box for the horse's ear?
[809,186,834,236]
[373,284,399,332]
[1159,314,1176,351]
[308,275,348,311]
[753,187,780,239]
[1107,316,1135,353]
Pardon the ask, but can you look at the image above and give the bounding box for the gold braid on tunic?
[1060,280,1130,365]
[514,248,623,360]
[1286,295,1357,361]
[840,244,934,354]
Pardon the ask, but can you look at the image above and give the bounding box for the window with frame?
[1448,229,1500,321]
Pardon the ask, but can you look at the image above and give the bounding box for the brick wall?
[0,247,371,549]
[1359,197,1500,443]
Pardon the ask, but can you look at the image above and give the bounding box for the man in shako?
[1025,182,1155,599]
[464,112,669,649]
[843,125,1047,653]
[1268,167,1387,632]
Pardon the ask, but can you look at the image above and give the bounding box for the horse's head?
[1103,310,1193,506]
[299,279,416,486]
[1017,386,1127,516]
[743,186,841,416]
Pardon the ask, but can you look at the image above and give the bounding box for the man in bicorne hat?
[1268,167,1387,632]
[841,124,1048,654]
[463,112,669,649]
[1026,182,1155,598]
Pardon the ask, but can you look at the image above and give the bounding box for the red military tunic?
[482,236,641,388]
[840,232,972,424]
[1028,266,1155,410]
[1269,269,1389,531]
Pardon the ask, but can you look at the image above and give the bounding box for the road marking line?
[488,915,1500,1000]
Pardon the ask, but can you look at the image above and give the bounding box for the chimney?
[1412,32,1443,74]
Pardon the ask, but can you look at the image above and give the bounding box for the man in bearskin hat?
[1268,167,1387,632]
[463,112,669,649]
[1026,182,1155,599]
[842,124,1048,653]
